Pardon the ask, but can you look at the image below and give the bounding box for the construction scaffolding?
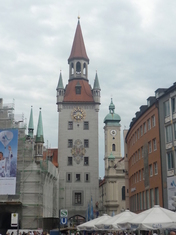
[0,98,59,232]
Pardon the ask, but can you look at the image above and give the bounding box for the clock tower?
[56,18,100,223]
[102,99,125,214]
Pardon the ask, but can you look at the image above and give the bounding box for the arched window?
[71,63,74,75]
[112,144,116,151]
[76,62,81,74]
[83,63,86,75]
[122,186,125,200]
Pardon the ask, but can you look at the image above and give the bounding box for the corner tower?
[56,17,100,224]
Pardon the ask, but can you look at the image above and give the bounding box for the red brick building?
[125,97,163,212]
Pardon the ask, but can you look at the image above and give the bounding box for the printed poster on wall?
[0,129,18,195]
[167,175,176,210]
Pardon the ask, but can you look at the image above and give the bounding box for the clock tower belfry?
[104,98,121,171]
[56,17,101,224]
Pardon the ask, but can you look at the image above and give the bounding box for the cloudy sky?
[0,0,176,177]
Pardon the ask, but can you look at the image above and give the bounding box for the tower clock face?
[71,107,86,121]
[110,130,117,136]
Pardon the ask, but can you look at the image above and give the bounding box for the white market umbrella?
[77,214,111,231]
[95,210,137,230]
[125,205,176,230]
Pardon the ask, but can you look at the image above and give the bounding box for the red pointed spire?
[68,18,89,63]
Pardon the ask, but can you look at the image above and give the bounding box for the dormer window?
[75,81,82,94]
[76,62,81,74]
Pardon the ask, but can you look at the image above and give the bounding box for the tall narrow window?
[150,189,154,207]
[71,63,74,75]
[68,139,73,148]
[141,146,144,158]
[143,122,147,133]
[84,157,89,165]
[164,100,170,117]
[76,61,81,74]
[172,97,176,113]
[84,139,89,148]
[139,170,141,181]
[150,164,153,177]
[143,191,146,210]
[85,173,90,182]
[148,119,151,130]
[148,141,152,153]
[84,121,89,130]
[75,193,81,204]
[140,126,143,136]
[112,144,116,151]
[146,190,149,209]
[122,186,125,200]
[153,138,157,151]
[167,151,174,170]
[165,125,172,143]
[68,121,73,130]
[155,187,159,205]
[154,162,158,175]
[68,157,73,166]
[75,174,81,182]
[142,168,145,180]
[138,129,140,139]
[140,192,142,210]
[67,173,72,182]
[152,115,156,127]
[174,122,176,140]
[83,63,87,75]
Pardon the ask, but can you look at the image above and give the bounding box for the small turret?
[93,72,101,112]
[35,108,44,162]
[28,106,34,138]
[56,71,64,112]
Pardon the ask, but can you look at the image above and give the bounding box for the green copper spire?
[109,98,115,114]
[28,106,34,138]
[93,72,100,89]
[104,98,121,126]
[56,71,64,90]
[35,108,44,143]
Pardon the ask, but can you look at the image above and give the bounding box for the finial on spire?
[78,15,80,24]
[78,11,80,20]
[40,107,41,110]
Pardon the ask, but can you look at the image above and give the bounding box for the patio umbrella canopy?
[124,205,176,230]
[77,214,111,231]
[95,210,137,230]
